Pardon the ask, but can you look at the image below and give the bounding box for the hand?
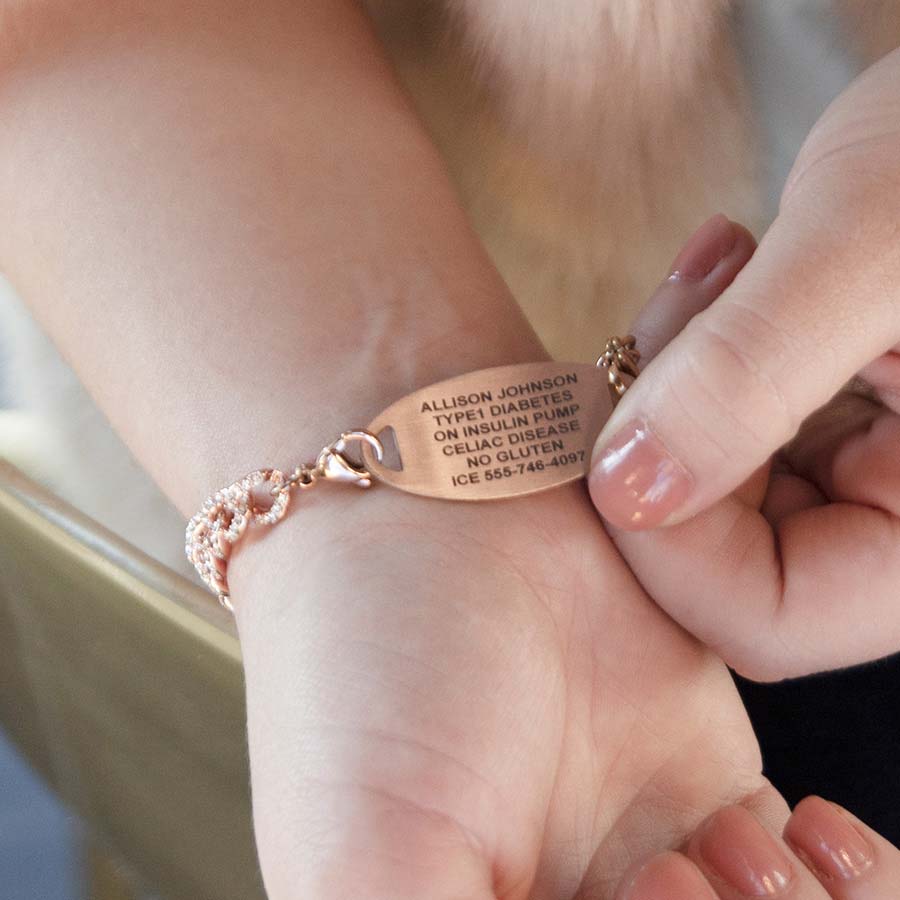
[230,470,775,899]
[615,795,900,900]
[0,3,831,892]
[588,48,900,681]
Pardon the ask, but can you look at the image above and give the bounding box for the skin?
[617,797,900,900]
[589,48,900,682]
[0,2,896,898]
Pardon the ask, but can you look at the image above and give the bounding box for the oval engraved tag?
[361,362,613,501]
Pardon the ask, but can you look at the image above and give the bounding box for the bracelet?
[186,336,640,612]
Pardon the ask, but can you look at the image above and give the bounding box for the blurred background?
[0,731,153,900]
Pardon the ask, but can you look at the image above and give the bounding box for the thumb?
[589,198,900,530]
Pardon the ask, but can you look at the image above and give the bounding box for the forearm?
[0,0,544,521]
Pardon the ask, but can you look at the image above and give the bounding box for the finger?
[687,804,833,900]
[606,394,900,681]
[593,218,777,674]
[589,181,900,531]
[615,851,719,900]
[784,797,900,899]
[615,215,766,509]
[859,347,900,415]
[783,390,900,519]
[627,214,757,362]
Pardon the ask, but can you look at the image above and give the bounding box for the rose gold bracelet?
[186,336,640,612]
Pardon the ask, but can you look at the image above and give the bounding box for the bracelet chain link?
[185,432,382,611]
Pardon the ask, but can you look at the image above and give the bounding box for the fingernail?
[784,797,874,881]
[619,853,718,900]
[697,806,794,896]
[589,419,692,530]
[669,213,737,281]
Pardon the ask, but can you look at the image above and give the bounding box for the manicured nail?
[589,419,692,530]
[697,806,794,896]
[669,213,737,281]
[784,797,874,881]
[619,853,718,900]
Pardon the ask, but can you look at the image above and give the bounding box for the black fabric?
[735,651,900,843]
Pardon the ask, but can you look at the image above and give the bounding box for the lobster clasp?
[316,431,384,488]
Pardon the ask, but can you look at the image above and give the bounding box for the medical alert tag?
[361,361,615,501]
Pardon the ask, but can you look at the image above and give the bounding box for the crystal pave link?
[185,432,384,612]
[185,468,293,611]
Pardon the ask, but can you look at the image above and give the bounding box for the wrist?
[0,0,545,525]
[227,475,592,632]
